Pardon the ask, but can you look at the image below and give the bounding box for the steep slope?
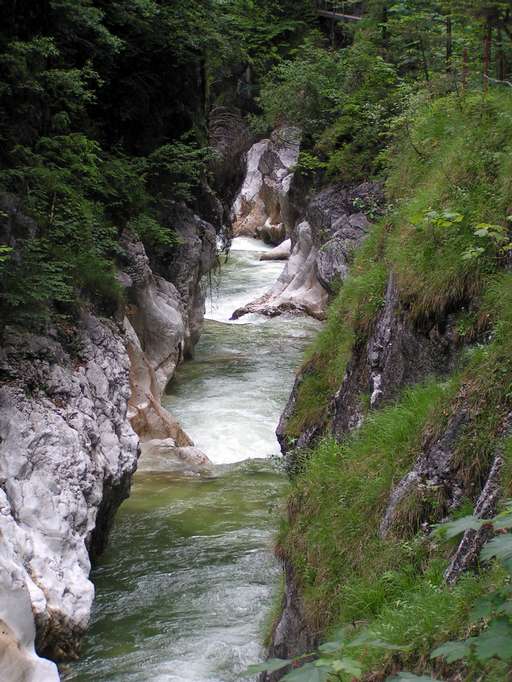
[0,200,218,672]
[264,92,512,681]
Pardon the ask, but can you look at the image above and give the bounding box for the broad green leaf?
[318,640,341,653]
[332,656,363,677]
[481,534,512,570]
[431,639,472,663]
[473,618,512,662]
[282,662,330,682]
[433,515,483,540]
[387,674,439,681]
[470,595,497,621]
[346,629,372,647]
[443,211,463,223]
[327,626,351,644]
[244,658,292,675]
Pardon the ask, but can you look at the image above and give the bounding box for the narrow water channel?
[64,238,320,682]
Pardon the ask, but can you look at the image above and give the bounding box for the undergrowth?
[282,379,456,632]
[278,90,512,681]
[287,91,512,442]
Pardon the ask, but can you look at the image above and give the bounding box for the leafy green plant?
[0,245,13,264]
[463,221,512,262]
[144,136,218,203]
[245,626,401,681]
[430,503,512,668]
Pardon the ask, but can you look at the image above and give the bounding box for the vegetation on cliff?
[255,2,512,681]
[0,0,315,328]
[2,0,512,678]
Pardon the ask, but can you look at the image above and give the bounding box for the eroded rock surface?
[0,201,216,672]
[0,549,59,681]
[0,316,139,661]
[233,182,383,321]
[232,221,328,320]
[150,202,218,353]
[269,268,462,678]
[260,239,291,261]
[331,272,458,439]
[260,563,317,682]
[232,128,301,244]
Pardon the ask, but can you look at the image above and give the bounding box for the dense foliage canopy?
[0,0,315,325]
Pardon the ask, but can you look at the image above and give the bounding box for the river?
[63,237,320,682]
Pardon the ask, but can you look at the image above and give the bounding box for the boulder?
[0,316,139,661]
[260,239,291,261]
[232,128,301,243]
[232,221,328,321]
[139,439,212,475]
[232,182,383,321]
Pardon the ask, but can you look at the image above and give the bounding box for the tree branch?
[484,74,512,88]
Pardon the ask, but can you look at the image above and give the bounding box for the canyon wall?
[0,198,219,678]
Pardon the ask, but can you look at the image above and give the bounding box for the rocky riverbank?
[0,196,220,677]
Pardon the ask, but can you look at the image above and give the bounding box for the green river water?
[63,238,320,682]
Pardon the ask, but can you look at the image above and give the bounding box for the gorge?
[2,3,512,682]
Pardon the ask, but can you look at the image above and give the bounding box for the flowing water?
[64,238,320,682]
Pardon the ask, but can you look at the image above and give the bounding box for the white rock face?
[231,139,269,237]
[232,128,300,243]
[120,239,212,461]
[0,315,139,665]
[122,239,185,396]
[0,551,59,681]
[232,182,383,321]
[232,221,328,320]
[260,238,291,261]
[0,205,216,675]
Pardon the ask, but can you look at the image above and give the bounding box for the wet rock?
[231,139,270,237]
[0,315,139,661]
[0,549,59,681]
[124,316,192,447]
[149,202,218,355]
[259,562,317,682]
[233,182,382,321]
[0,201,215,665]
[140,439,212,475]
[232,127,301,243]
[232,221,328,320]
[257,219,286,245]
[260,239,291,261]
[276,362,325,460]
[120,236,208,446]
[122,238,185,395]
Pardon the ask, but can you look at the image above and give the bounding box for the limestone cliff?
[232,127,301,245]
[264,259,510,680]
[0,199,218,675]
[233,179,383,321]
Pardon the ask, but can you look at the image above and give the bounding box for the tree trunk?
[446,15,453,75]
[496,27,506,81]
[462,47,469,90]
[483,20,492,93]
